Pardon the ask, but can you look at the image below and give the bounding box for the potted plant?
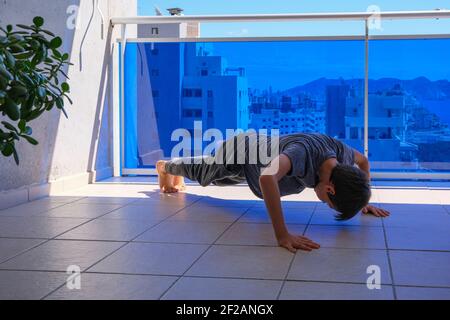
[0,16,72,165]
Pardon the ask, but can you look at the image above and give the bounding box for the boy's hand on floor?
[362,205,390,217]
[277,233,320,253]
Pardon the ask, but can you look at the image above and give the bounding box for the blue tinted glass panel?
[123,40,365,169]
[368,39,450,172]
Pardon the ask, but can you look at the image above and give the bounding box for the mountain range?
[280,77,450,101]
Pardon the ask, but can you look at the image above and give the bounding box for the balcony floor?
[0,177,450,300]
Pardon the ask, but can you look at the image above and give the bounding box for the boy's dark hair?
[328,163,371,221]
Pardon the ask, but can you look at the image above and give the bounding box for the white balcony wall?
[0,0,136,206]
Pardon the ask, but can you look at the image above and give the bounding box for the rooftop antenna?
[154,5,163,16]
[167,7,184,16]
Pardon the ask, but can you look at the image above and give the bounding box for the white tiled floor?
[0,177,449,300]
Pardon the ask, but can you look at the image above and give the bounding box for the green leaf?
[18,119,26,132]
[37,86,46,99]
[5,50,15,67]
[23,95,35,110]
[12,145,19,165]
[22,134,38,145]
[51,49,62,59]
[63,93,73,104]
[1,143,13,157]
[1,121,18,133]
[9,34,25,42]
[30,39,40,50]
[58,68,69,79]
[0,65,13,81]
[0,76,8,90]
[45,100,54,111]
[4,97,21,121]
[30,33,45,41]
[33,17,44,28]
[26,107,46,121]
[50,37,62,49]
[61,106,68,119]
[24,126,32,135]
[61,82,70,92]
[10,43,26,53]
[41,29,55,37]
[9,85,28,99]
[16,24,35,31]
[62,53,69,61]
[20,73,35,87]
[6,25,13,33]
[13,50,34,60]
[0,130,9,139]
[55,97,64,109]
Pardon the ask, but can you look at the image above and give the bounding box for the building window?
[207,90,213,98]
[183,89,192,97]
[350,127,359,139]
[183,88,202,97]
[183,109,193,117]
[183,109,202,118]
[201,69,208,76]
[152,90,159,98]
[151,27,159,35]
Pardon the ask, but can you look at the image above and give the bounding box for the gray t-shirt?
[243,133,356,199]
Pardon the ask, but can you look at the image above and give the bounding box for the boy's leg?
[156,160,178,193]
[157,156,245,193]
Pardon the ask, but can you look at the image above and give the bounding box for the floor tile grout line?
[2,267,450,290]
[39,242,131,300]
[39,196,162,300]
[0,196,87,215]
[276,202,318,300]
[61,193,207,301]
[0,201,135,267]
[2,190,449,299]
[381,216,398,300]
[75,195,201,256]
[0,239,48,265]
[0,197,88,218]
[119,195,205,243]
[3,235,450,252]
[157,204,255,300]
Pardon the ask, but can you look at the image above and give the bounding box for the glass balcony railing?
[113,11,450,178]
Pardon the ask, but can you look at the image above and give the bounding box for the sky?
[138,0,450,36]
[135,1,450,90]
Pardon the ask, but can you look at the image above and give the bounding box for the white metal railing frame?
[111,10,450,24]
[110,10,450,179]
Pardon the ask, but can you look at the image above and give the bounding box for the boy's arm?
[353,149,390,217]
[259,154,320,253]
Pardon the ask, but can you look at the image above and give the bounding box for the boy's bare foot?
[173,175,186,191]
[156,160,178,193]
